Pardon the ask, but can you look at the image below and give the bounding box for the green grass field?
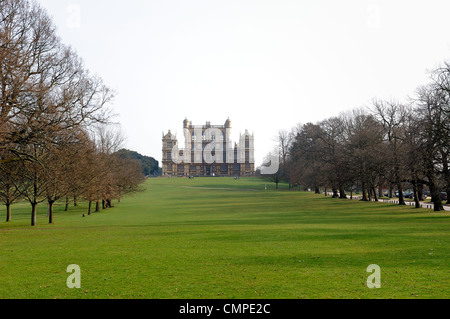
[0,177,449,299]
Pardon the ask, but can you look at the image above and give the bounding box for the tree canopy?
[114,149,160,176]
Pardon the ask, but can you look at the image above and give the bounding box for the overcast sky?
[37,0,450,165]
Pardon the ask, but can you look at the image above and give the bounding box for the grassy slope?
[0,177,449,299]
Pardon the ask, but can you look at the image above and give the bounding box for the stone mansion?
[162,118,255,177]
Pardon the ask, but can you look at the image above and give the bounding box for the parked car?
[440,192,447,201]
[407,192,431,200]
[394,191,411,198]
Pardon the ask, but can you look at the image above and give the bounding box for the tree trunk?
[88,201,92,215]
[102,199,106,210]
[397,183,406,206]
[361,181,368,201]
[6,202,11,222]
[74,195,78,207]
[31,202,37,226]
[418,183,424,201]
[429,181,444,212]
[372,187,378,202]
[95,200,100,212]
[412,182,421,209]
[446,186,450,205]
[48,200,55,224]
[441,150,450,205]
[65,196,69,211]
[339,186,347,199]
[332,188,339,198]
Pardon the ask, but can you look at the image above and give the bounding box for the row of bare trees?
[0,0,145,225]
[266,63,450,212]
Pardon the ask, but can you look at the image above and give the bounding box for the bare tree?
[0,150,23,221]
[0,0,145,227]
[1,0,113,164]
[413,84,447,211]
[371,99,409,205]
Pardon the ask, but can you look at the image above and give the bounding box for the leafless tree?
[0,149,23,221]
[371,99,410,205]
[1,0,113,164]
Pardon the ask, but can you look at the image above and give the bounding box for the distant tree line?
[115,149,160,176]
[0,0,145,225]
[263,62,450,212]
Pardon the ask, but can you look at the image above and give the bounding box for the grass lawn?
[0,177,449,299]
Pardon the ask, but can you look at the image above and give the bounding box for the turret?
[225,117,231,128]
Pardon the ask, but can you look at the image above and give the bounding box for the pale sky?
[37,0,450,165]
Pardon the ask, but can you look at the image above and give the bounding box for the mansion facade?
[162,118,255,177]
